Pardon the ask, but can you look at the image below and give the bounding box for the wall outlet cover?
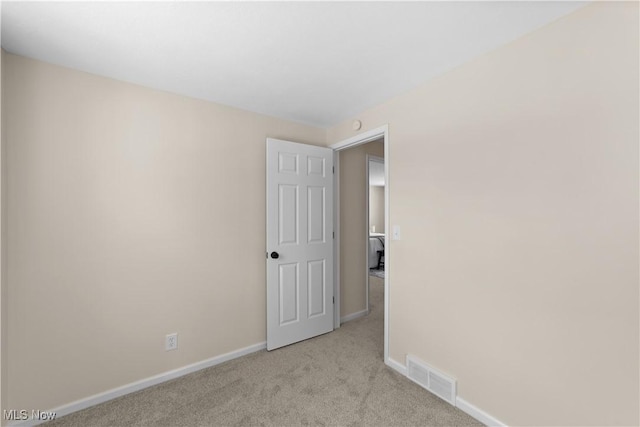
[165,333,178,351]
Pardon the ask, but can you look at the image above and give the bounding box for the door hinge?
[332,231,335,239]
[333,296,335,304]
[332,166,335,174]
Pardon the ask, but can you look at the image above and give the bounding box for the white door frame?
[330,124,390,363]
[366,154,384,315]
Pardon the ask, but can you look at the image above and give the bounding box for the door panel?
[279,185,299,245]
[267,138,333,350]
[279,263,299,325]
[307,259,325,318]
[307,186,325,243]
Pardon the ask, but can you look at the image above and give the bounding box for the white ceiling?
[1,1,587,128]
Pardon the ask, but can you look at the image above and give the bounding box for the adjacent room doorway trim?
[330,124,390,363]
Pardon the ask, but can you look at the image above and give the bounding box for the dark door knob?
[270,252,280,259]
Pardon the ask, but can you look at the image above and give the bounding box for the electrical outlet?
[165,333,178,351]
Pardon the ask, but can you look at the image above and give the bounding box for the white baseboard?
[340,309,368,324]
[385,357,408,376]
[456,397,507,427]
[8,341,266,427]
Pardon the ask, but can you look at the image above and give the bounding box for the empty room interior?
[0,1,638,426]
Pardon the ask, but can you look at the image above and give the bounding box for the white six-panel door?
[266,138,334,350]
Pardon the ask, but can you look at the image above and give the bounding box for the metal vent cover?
[406,355,457,406]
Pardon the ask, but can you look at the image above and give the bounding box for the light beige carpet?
[50,277,482,426]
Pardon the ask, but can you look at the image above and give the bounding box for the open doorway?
[366,155,385,314]
[331,125,390,363]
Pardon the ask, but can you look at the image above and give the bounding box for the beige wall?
[328,3,639,426]
[339,140,384,317]
[2,52,325,412]
[369,186,384,234]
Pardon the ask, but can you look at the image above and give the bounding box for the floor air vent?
[406,355,457,406]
